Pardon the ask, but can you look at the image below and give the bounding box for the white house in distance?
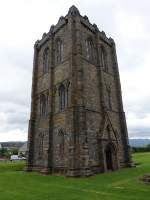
[18,142,27,156]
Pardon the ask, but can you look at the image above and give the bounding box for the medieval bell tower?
[26,5,132,176]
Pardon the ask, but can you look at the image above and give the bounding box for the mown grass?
[0,161,24,173]
[0,153,150,200]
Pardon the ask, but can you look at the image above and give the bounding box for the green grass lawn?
[0,153,150,200]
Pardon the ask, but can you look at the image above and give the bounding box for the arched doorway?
[105,143,118,171]
[105,146,113,170]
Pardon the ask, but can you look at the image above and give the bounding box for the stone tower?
[26,6,131,176]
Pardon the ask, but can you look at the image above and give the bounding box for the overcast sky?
[0,0,150,142]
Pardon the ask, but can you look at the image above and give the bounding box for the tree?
[147,144,150,148]
[0,148,9,158]
[11,148,18,155]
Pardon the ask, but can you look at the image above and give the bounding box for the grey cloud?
[125,97,150,114]
[0,110,28,133]
[129,127,150,139]
[0,92,31,107]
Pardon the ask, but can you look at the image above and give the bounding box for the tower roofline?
[35,5,114,49]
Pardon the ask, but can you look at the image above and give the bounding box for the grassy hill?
[0,153,150,200]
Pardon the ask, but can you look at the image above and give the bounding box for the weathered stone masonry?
[26,5,132,176]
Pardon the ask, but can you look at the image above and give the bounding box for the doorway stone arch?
[104,142,119,171]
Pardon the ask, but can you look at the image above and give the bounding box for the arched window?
[56,39,63,64]
[43,48,49,73]
[58,81,70,112]
[39,133,44,159]
[85,38,94,61]
[65,82,70,107]
[100,47,108,72]
[58,129,65,157]
[40,94,48,116]
[59,84,65,111]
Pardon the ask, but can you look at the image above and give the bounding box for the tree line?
[0,148,18,158]
[132,144,150,153]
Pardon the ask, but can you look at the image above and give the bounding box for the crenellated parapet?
[36,5,114,49]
